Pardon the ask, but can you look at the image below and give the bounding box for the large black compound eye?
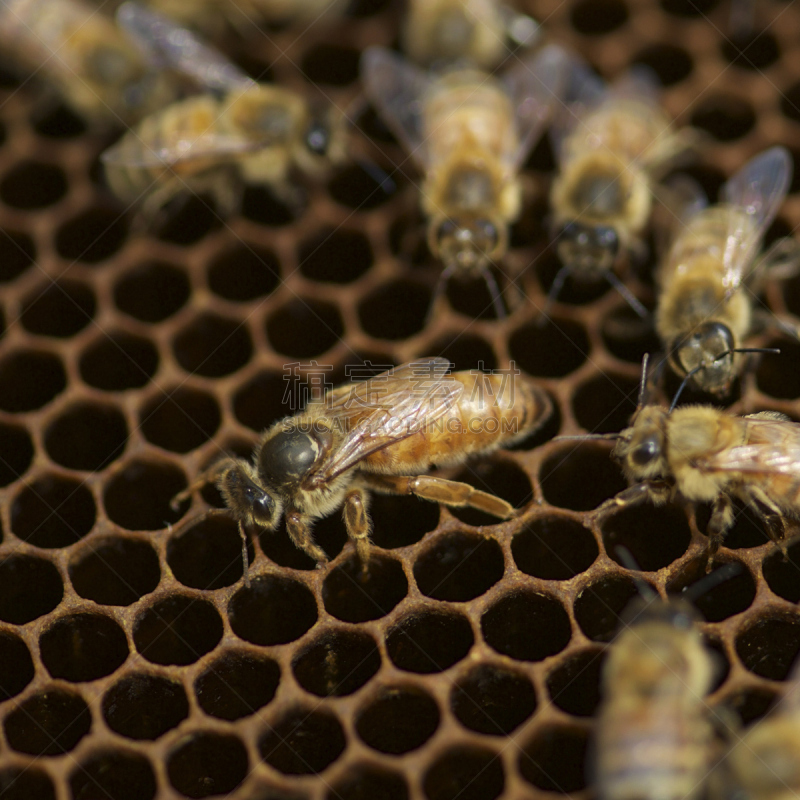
[594,224,619,258]
[305,120,330,157]
[258,427,320,488]
[630,434,661,467]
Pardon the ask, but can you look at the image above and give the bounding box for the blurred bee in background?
[656,146,798,398]
[361,44,568,318]
[174,358,552,568]
[0,0,178,125]
[102,4,349,217]
[546,49,699,318]
[402,0,540,70]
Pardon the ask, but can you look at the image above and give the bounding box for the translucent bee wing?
[502,43,572,168]
[310,358,463,483]
[116,1,255,93]
[720,146,792,293]
[606,64,661,106]
[360,46,432,168]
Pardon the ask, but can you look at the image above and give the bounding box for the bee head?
[556,221,619,278]
[614,406,668,480]
[217,460,281,530]
[432,216,503,275]
[257,422,331,490]
[669,321,736,397]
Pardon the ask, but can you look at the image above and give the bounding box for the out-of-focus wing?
[360,46,431,168]
[720,146,792,293]
[117,2,255,93]
[502,43,572,168]
[606,64,661,107]
[310,358,463,483]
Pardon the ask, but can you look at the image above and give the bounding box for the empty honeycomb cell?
[134,595,223,666]
[228,573,317,646]
[665,557,755,622]
[518,725,589,793]
[79,332,159,391]
[0,423,33,487]
[114,260,190,323]
[0,349,66,412]
[423,745,504,800]
[481,592,571,662]
[449,460,532,527]
[233,370,288,431]
[690,95,756,141]
[173,311,253,378]
[140,387,221,453]
[11,474,94,547]
[763,541,800,602]
[69,536,161,606]
[266,298,345,357]
[55,207,129,263]
[632,44,693,86]
[322,553,408,623]
[45,401,128,471]
[104,459,188,531]
[0,555,63,623]
[4,689,91,756]
[512,516,598,580]
[546,649,605,718]
[31,101,85,138]
[195,650,280,720]
[0,767,56,800]
[326,764,409,800]
[241,185,296,226]
[259,707,346,775]
[293,629,381,697]
[154,196,222,246]
[536,252,613,309]
[450,662,537,736]
[358,279,430,340]
[574,573,648,642]
[0,632,33,700]
[69,749,156,800]
[370,494,440,549]
[572,372,639,433]
[509,317,590,378]
[540,444,627,512]
[207,243,280,301]
[721,30,780,70]
[570,0,629,33]
[167,516,252,590]
[428,333,497,372]
[726,687,779,725]
[167,732,248,798]
[0,161,67,209]
[328,162,397,210]
[40,612,128,682]
[386,608,474,673]
[355,685,440,754]
[756,339,800,398]
[21,278,95,338]
[0,229,35,282]
[103,673,189,740]
[600,305,661,364]
[413,531,504,602]
[735,614,800,680]
[302,43,360,86]
[298,227,373,284]
[601,503,692,571]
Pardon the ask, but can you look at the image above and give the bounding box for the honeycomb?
[1,0,800,798]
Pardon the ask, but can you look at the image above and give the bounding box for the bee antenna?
[680,562,742,603]
[354,157,396,196]
[636,353,650,410]
[615,546,659,603]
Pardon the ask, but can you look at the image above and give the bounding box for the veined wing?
[720,146,792,293]
[116,1,256,93]
[310,358,463,483]
[360,46,431,168]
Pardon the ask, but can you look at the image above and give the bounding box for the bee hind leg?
[343,489,372,572]
[705,494,735,570]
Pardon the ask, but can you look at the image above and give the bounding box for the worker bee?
[101,6,348,216]
[656,146,796,397]
[174,358,551,567]
[546,51,699,317]
[0,0,177,125]
[361,44,567,318]
[402,0,540,69]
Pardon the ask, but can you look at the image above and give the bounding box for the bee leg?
[285,509,328,565]
[593,480,672,522]
[744,487,789,554]
[343,489,372,571]
[365,474,516,519]
[706,495,735,568]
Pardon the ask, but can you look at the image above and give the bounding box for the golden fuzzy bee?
[547,50,698,316]
[361,45,567,317]
[176,358,550,565]
[102,7,348,215]
[0,0,177,125]
[402,0,540,69]
[656,146,795,397]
